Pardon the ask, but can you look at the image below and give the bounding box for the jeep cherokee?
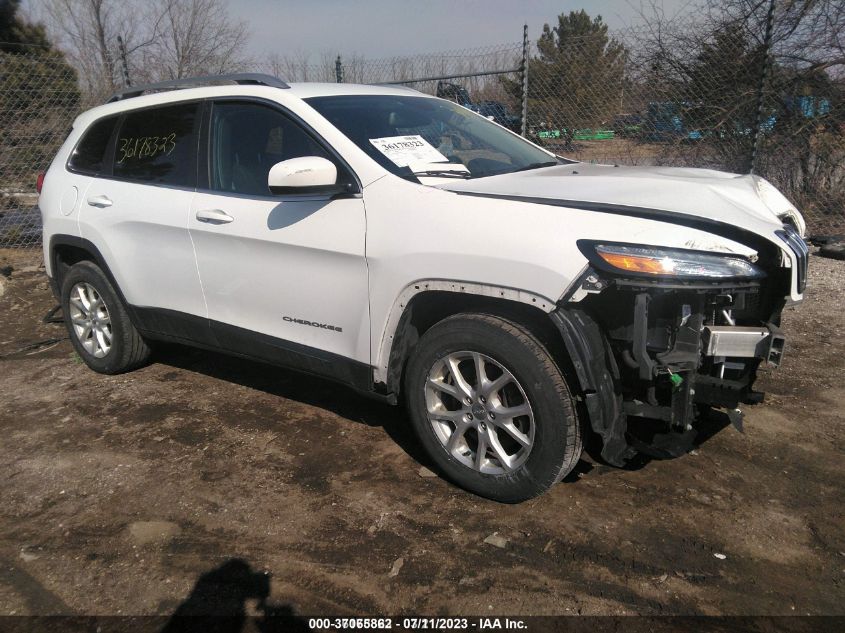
[39,74,808,502]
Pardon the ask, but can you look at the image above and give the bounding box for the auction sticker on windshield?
[369,135,448,167]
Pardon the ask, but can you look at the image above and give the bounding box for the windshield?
[305,94,561,180]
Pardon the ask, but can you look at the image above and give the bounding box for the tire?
[404,313,582,502]
[60,260,151,374]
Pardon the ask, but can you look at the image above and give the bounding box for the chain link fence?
[1,46,81,248]
[266,43,525,118]
[1,16,842,249]
[517,20,843,234]
[753,69,844,232]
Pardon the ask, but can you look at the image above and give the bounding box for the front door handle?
[87,195,113,208]
[196,209,234,224]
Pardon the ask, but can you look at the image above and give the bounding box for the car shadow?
[596,407,733,473]
[266,199,330,231]
[151,342,433,469]
[151,343,731,484]
[161,558,309,633]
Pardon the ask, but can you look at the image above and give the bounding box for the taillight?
[36,172,45,194]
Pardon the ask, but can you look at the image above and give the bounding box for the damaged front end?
[551,231,806,466]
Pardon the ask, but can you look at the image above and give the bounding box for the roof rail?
[106,73,290,103]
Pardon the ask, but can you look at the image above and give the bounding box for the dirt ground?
[0,247,843,618]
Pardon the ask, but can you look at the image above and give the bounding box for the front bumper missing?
[553,277,790,465]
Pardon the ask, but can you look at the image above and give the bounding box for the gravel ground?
[0,247,843,617]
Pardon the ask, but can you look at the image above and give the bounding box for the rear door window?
[113,102,199,187]
[68,116,118,175]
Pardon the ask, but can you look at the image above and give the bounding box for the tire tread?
[467,313,582,486]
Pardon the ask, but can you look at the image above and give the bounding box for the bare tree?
[628,0,844,228]
[36,0,250,97]
[773,0,845,76]
[263,51,335,82]
[138,0,251,81]
[40,0,137,96]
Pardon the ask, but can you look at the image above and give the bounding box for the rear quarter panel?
[39,126,90,278]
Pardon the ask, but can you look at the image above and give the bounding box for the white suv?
[39,74,809,502]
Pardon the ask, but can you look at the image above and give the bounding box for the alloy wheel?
[68,282,112,358]
[424,351,535,474]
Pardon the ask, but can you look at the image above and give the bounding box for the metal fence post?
[749,0,776,175]
[520,24,529,137]
[335,55,344,83]
[117,35,131,87]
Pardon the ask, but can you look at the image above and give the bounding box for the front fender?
[373,279,557,385]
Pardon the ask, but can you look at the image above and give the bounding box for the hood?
[437,162,787,237]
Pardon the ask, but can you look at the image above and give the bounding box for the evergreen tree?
[507,10,626,146]
[1,0,54,50]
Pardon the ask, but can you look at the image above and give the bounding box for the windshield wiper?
[412,169,471,179]
[409,161,471,179]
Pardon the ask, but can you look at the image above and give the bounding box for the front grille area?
[776,225,809,294]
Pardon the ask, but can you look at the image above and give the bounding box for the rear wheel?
[404,313,582,502]
[61,261,150,374]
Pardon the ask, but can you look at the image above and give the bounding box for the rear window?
[112,102,199,187]
[68,116,118,175]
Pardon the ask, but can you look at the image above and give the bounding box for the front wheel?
[404,313,582,502]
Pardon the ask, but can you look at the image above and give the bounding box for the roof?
[286,82,424,98]
[73,79,428,129]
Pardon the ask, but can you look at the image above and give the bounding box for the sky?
[22,0,690,61]
[229,0,688,60]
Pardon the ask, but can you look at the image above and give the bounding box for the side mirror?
[267,156,341,195]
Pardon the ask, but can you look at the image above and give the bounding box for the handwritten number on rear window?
[117,132,177,163]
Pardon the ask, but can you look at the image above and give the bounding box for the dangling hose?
[0,305,67,359]
[43,304,63,324]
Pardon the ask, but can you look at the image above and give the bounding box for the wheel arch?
[49,235,133,316]
[376,280,566,397]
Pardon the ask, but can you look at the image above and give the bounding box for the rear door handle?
[195,209,234,224]
[87,195,112,208]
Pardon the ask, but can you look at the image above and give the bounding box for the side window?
[68,116,118,175]
[113,102,199,187]
[210,101,337,196]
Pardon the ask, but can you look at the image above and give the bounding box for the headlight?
[586,243,765,279]
[754,176,806,237]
